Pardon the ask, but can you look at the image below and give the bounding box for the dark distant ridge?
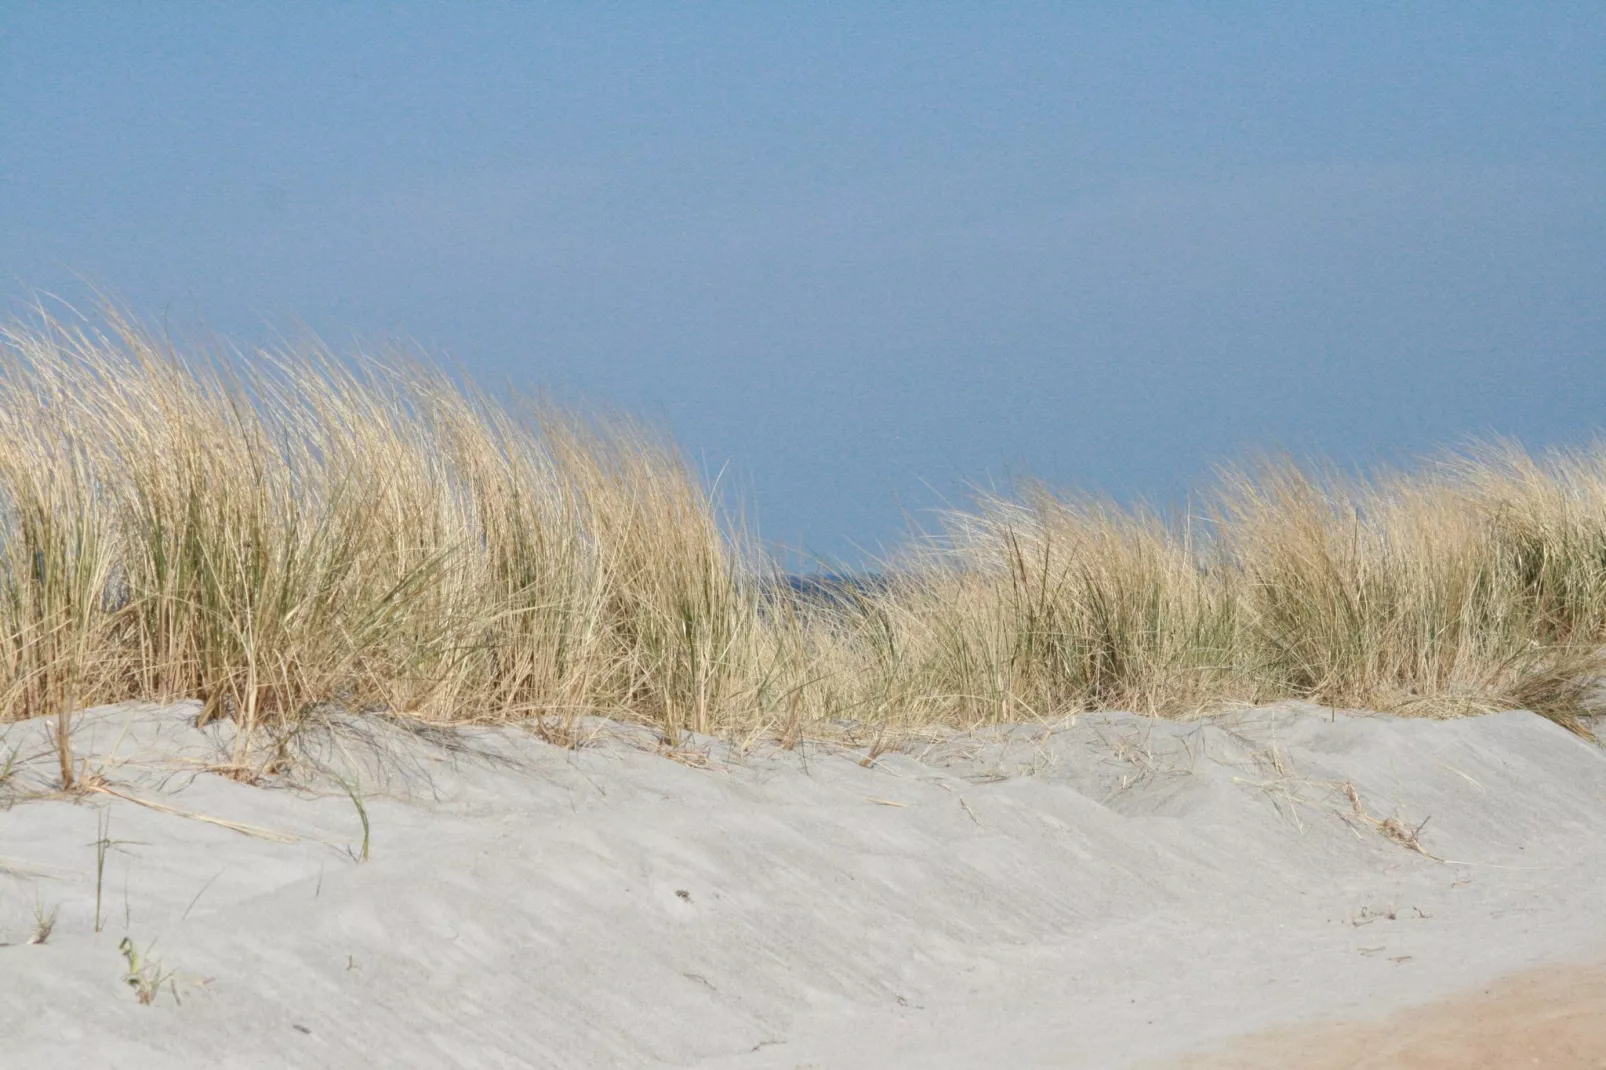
[766,571,893,607]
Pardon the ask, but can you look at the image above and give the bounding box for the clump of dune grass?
[1214,453,1606,724]
[1,304,1602,787]
[0,307,767,784]
[796,451,1606,734]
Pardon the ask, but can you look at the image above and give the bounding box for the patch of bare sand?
[1168,960,1606,1069]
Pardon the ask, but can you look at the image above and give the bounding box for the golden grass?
[0,307,1601,786]
[837,455,1606,732]
[0,309,761,752]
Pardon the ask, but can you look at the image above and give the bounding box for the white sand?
[1,702,1603,1068]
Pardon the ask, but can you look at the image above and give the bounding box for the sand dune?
[2,703,1603,1068]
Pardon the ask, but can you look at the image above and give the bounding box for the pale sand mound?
[1,703,1603,1068]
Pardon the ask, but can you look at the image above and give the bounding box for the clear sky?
[3,4,1603,565]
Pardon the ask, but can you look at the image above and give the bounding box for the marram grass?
[0,310,1600,783]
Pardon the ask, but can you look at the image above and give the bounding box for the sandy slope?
[1,702,1603,1068]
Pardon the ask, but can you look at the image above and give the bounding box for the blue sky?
[2,4,1603,564]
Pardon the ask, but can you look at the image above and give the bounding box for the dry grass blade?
[0,855,75,880]
[1342,781,1444,862]
[89,785,300,843]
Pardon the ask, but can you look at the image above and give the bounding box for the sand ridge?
[1,702,1604,1067]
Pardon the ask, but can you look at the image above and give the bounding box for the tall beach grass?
[1,309,1600,787]
[0,310,763,768]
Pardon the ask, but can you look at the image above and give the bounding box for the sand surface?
[1166,958,1606,1068]
[2,702,1603,1068]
